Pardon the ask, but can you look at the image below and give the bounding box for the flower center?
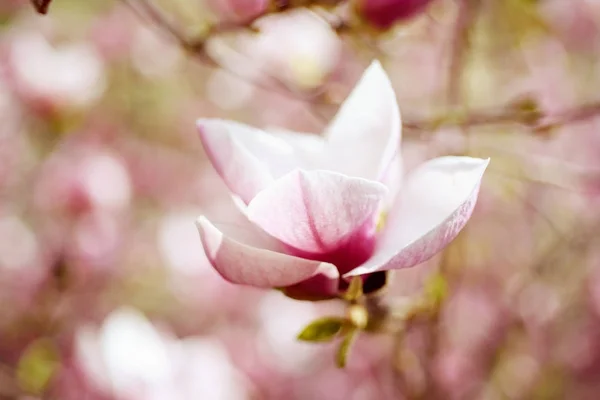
[376,210,388,233]
[287,216,379,275]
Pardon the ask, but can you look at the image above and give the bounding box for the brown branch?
[121,0,347,63]
[120,0,216,66]
[120,0,347,110]
[121,0,600,138]
[403,101,600,135]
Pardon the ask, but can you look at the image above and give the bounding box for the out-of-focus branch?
[120,0,217,66]
[120,0,347,105]
[403,100,600,135]
[122,0,600,137]
[446,0,480,106]
[120,0,346,64]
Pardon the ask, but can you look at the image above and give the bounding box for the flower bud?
[206,0,269,23]
[354,0,435,30]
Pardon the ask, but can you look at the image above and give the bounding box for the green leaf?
[297,317,346,342]
[343,276,363,301]
[16,338,60,395]
[336,329,358,368]
[424,273,448,305]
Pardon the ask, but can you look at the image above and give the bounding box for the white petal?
[347,157,489,276]
[198,119,308,203]
[246,169,388,254]
[196,216,339,288]
[323,60,401,180]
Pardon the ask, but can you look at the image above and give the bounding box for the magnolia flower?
[195,61,489,300]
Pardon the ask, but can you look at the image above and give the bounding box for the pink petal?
[200,194,282,251]
[197,119,302,203]
[346,157,489,277]
[246,169,388,255]
[323,60,401,180]
[196,216,339,288]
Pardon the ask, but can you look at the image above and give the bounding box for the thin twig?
[403,100,600,135]
[120,0,343,114]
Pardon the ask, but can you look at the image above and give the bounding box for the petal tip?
[195,118,216,131]
[366,59,383,72]
[317,262,340,280]
[194,216,222,260]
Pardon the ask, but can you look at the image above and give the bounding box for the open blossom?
[195,61,489,299]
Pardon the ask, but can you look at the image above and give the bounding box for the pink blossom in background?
[75,307,253,400]
[195,61,489,299]
[208,9,342,91]
[130,26,183,79]
[6,31,106,115]
[89,7,137,62]
[353,0,435,30]
[35,147,132,216]
[206,0,269,23]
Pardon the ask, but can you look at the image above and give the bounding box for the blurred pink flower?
[353,0,435,30]
[210,9,341,91]
[35,147,132,216]
[441,279,508,353]
[206,0,268,23]
[89,7,137,61]
[195,61,489,299]
[7,31,106,114]
[433,348,481,399]
[76,307,252,400]
[0,213,45,299]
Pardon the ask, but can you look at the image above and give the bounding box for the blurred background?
[1,0,600,398]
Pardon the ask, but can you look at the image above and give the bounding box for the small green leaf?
[343,276,363,301]
[16,338,60,395]
[336,329,358,368]
[424,273,448,305]
[297,317,346,342]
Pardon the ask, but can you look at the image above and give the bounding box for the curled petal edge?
[345,158,490,277]
[196,216,339,288]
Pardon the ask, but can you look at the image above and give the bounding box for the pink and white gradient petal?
[196,216,339,288]
[197,119,305,203]
[246,169,388,255]
[346,156,489,277]
[323,61,401,181]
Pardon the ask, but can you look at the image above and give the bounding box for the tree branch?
[403,100,600,135]
[121,0,600,138]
